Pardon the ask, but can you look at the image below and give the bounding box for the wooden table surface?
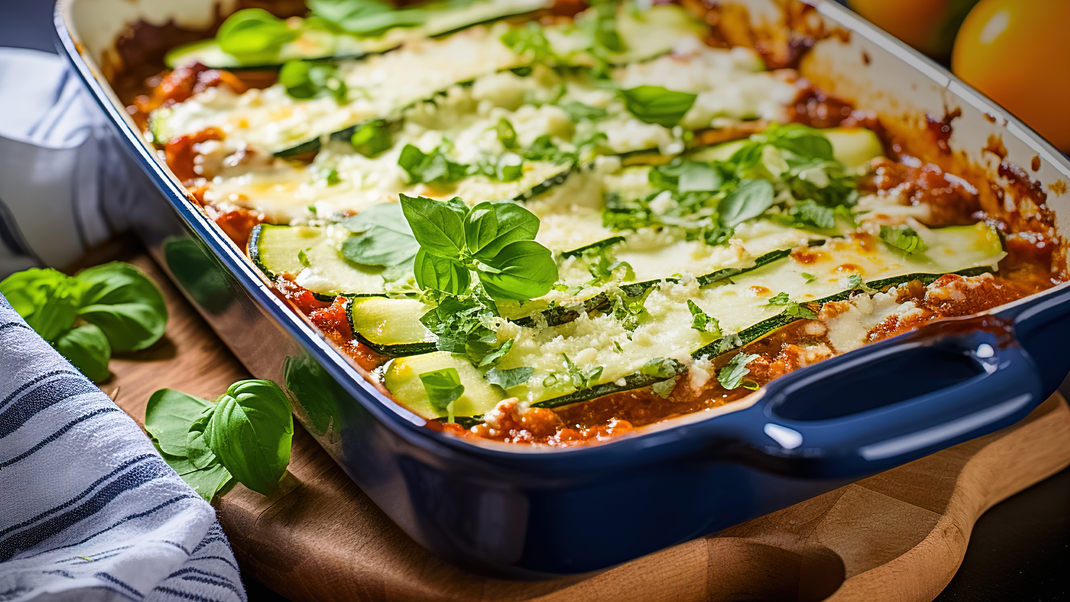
[102,248,1070,602]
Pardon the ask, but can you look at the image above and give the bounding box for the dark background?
[2,0,1068,599]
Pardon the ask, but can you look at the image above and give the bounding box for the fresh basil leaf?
[768,125,835,161]
[496,118,518,149]
[279,61,347,102]
[185,407,218,470]
[74,262,168,353]
[413,248,471,295]
[180,462,234,503]
[620,85,698,128]
[880,225,928,255]
[847,274,875,292]
[419,368,465,414]
[500,22,555,62]
[309,0,391,24]
[350,120,393,157]
[145,388,213,457]
[718,178,776,228]
[651,378,677,399]
[463,203,499,256]
[398,144,469,185]
[478,240,558,300]
[207,380,293,495]
[524,134,576,165]
[765,292,791,306]
[561,101,608,123]
[776,199,836,230]
[216,9,298,63]
[400,194,466,259]
[650,159,722,193]
[340,203,420,268]
[717,352,760,390]
[478,338,513,368]
[53,324,111,383]
[485,366,534,390]
[687,300,722,335]
[640,357,683,379]
[469,201,541,260]
[782,303,818,320]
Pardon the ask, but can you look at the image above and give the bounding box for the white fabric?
[0,49,246,601]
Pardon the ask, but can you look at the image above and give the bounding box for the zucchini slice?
[687,127,885,172]
[383,352,506,419]
[347,297,437,356]
[250,224,389,297]
[164,0,553,70]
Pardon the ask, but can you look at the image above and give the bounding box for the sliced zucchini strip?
[250,223,389,297]
[347,297,437,356]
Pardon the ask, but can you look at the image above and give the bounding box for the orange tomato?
[953,0,1070,151]
[850,0,978,57]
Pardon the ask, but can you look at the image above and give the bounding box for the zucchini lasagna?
[128,0,1065,446]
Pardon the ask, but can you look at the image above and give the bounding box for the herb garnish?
[419,367,465,421]
[687,300,722,335]
[214,9,298,64]
[339,202,420,281]
[308,0,426,37]
[401,194,558,301]
[880,225,928,255]
[717,352,760,390]
[620,85,698,127]
[279,61,347,102]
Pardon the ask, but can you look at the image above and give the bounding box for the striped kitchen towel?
[0,294,245,602]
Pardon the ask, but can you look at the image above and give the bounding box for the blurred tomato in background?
[952,0,1070,151]
[849,0,979,58]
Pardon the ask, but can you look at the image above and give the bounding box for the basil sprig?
[400,194,558,301]
[0,262,168,382]
[145,380,293,500]
[717,352,760,390]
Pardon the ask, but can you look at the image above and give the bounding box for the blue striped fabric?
[0,295,246,602]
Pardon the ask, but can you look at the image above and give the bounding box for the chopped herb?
[765,292,791,306]
[801,272,816,283]
[562,354,603,390]
[308,0,426,37]
[719,179,776,228]
[561,101,609,123]
[717,352,760,390]
[687,300,722,335]
[485,366,534,390]
[279,61,347,103]
[880,225,928,255]
[477,338,514,368]
[214,9,298,64]
[350,120,393,157]
[640,357,684,378]
[398,143,468,185]
[496,118,518,150]
[321,168,341,186]
[500,22,556,62]
[846,274,875,292]
[782,303,818,319]
[651,378,677,398]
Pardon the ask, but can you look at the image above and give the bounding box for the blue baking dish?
[54,0,1070,579]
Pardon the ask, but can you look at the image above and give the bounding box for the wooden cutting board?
[102,247,1070,602]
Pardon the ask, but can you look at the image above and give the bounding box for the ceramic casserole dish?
[55,0,1070,579]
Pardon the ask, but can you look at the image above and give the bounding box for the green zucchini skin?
[688,266,994,359]
[344,297,438,357]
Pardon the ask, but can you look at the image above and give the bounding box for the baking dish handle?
[707,322,1044,479]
